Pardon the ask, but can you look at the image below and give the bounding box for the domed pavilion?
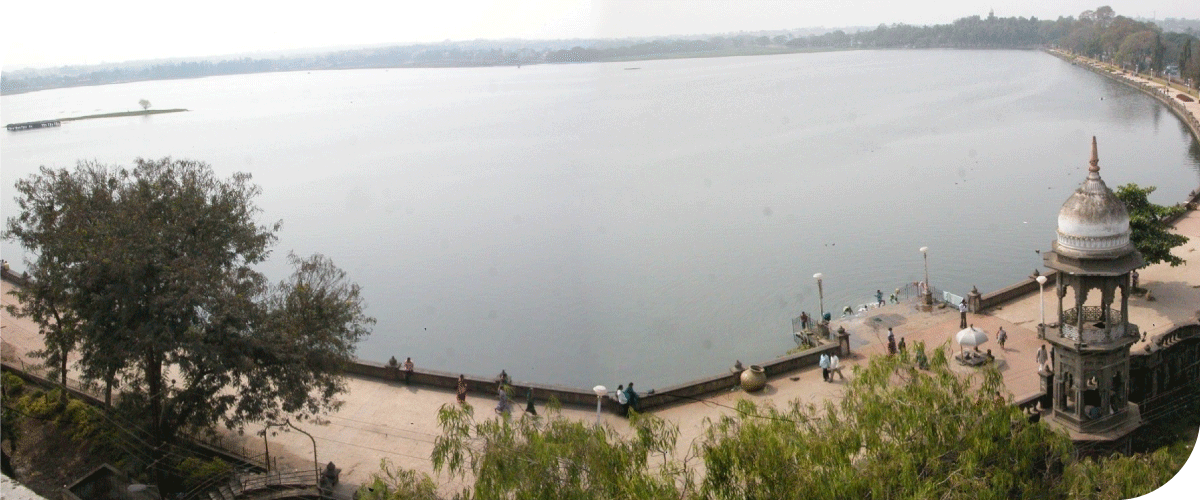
[1042,137,1143,443]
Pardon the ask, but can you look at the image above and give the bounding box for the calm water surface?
[3,50,1198,389]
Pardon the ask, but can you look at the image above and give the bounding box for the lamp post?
[813,273,824,321]
[1036,275,1048,335]
[919,247,932,306]
[592,385,607,426]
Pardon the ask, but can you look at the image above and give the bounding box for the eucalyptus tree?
[4,158,374,491]
[365,344,1191,499]
[428,402,688,500]
[698,347,1073,500]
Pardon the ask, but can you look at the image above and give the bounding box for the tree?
[698,347,1073,499]
[4,158,374,493]
[1181,39,1193,76]
[1115,183,1189,266]
[427,402,687,500]
[364,345,1192,499]
[3,166,104,402]
[139,99,151,110]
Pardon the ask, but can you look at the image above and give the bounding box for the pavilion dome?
[1054,137,1135,259]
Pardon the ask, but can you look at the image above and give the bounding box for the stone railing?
[1061,322,1126,344]
[347,342,843,413]
[1061,306,1114,325]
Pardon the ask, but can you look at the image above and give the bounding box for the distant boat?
[625,67,640,70]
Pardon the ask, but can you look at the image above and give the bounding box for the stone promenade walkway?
[3,210,1198,498]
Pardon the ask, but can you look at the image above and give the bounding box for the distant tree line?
[3,6,1199,95]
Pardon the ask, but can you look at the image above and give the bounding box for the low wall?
[978,271,1060,312]
[1,265,29,287]
[346,342,843,413]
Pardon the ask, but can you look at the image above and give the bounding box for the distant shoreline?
[5,109,188,130]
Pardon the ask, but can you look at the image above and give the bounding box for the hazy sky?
[3,1,1199,69]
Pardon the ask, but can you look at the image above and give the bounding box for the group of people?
[886,327,906,356]
[614,383,641,416]
[1036,344,1055,371]
[387,356,416,384]
[452,370,537,417]
[960,347,995,366]
[818,352,844,382]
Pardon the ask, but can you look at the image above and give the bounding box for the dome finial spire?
[1089,136,1100,174]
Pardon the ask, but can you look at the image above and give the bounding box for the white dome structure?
[1053,137,1136,260]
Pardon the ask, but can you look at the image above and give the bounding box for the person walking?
[1036,345,1048,370]
[524,386,537,416]
[819,353,831,382]
[959,300,969,329]
[997,328,1008,349]
[876,289,885,307]
[800,311,810,330]
[403,357,414,384]
[456,375,468,404]
[495,385,511,415]
[616,384,629,416]
[898,337,907,354]
[829,354,844,381]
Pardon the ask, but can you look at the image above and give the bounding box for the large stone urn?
[740,365,766,392]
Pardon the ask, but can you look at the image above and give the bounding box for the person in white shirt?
[829,354,844,381]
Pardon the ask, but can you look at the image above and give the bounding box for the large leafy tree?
[1115,183,1189,267]
[4,158,374,491]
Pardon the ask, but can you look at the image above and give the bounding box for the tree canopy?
[4,158,374,492]
[1115,183,1189,267]
[360,344,1193,499]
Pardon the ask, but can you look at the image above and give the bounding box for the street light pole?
[592,385,607,426]
[1036,275,1048,336]
[919,247,932,306]
[813,273,824,321]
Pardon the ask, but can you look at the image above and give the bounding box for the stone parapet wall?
[345,342,843,413]
[978,270,1060,312]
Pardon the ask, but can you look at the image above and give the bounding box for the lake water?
[3,50,1198,389]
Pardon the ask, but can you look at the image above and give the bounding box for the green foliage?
[177,457,232,491]
[366,349,1191,499]
[3,158,375,468]
[1064,442,1194,499]
[1,372,25,396]
[698,349,1073,500]
[356,459,439,500]
[429,403,686,500]
[1115,183,1189,267]
[61,399,103,442]
[17,389,65,419]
